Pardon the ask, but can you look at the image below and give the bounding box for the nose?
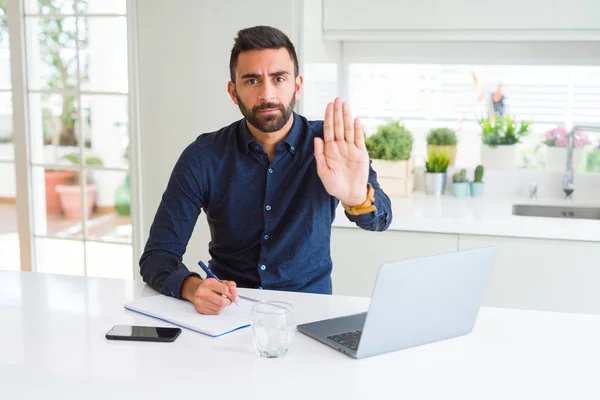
[258,80,277,102]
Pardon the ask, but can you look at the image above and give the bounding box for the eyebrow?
[240,71,290,79]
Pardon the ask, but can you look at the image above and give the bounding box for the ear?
[294,75,304,100]
[227,81,238,105]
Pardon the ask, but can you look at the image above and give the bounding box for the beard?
[236,91,295,133]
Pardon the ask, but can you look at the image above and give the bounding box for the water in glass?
[252,301,295,358]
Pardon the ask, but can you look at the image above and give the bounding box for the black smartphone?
[105,325,182,343]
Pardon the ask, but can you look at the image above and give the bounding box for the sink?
[512,204,600,220]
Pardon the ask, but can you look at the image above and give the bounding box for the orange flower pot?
[44,170,77,214]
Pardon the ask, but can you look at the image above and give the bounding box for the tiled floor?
[0,203,18,235]
[0,202,133,278]
[0,202,132,240]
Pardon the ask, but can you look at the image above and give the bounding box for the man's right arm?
[139,144,205,299]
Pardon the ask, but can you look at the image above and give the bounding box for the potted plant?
[470,165,485,197]
[543,125,590,172]
[365,119,414,196]
[427,127,458,166]
[424,150,450,195]
[451,169,469,197]
[478,115,531,169]
[55,153,103,219]
[585,145,600,172]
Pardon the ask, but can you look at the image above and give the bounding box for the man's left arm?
[343,162,392,231]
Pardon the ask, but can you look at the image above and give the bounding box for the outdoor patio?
[0,202,134,278]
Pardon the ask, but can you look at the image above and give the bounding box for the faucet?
[563,124,600,199]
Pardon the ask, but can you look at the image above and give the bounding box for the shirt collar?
[237,112,301,155]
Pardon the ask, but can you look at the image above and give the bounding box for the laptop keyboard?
[327,330,362,351]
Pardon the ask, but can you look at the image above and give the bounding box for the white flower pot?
[480,144,519,170]
[424,172,447,196]
[545,146,584,172]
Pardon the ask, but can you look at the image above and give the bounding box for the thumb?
[314,137,328,176]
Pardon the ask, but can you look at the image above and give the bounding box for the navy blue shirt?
[139,113,393,298]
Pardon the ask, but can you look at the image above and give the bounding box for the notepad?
[124,294,253,337]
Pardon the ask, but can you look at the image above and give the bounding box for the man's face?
[228,48,302,133]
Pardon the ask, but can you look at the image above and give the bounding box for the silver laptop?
[297,247,498,359]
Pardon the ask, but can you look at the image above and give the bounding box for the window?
[347,63,600,172]
[20,0,134,278]
[0,0,21,271]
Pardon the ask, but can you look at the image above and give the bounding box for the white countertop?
[3,271,600,399]
[334,193,600,242]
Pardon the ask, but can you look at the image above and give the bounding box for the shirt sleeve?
[139,144,204,298]
[344,160,393,231]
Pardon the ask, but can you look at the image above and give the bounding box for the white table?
[2,271,600,400]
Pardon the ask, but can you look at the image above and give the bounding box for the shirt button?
[254,144,260,150]
[268,168,273,174]
[290,146,295,151]
[265,205,271,211]
[263,234,269,240]
[260,264,267,271]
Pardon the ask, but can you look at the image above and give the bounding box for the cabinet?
[323,0,600,41]
[459,235,600,315]
[330,228,458,297]
[330,227,600,315]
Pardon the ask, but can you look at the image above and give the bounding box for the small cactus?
[474,165,484,183]
[452,169,467,183]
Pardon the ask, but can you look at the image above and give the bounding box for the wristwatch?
[343,184,376,216]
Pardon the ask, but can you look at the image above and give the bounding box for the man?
[140,25,392,315]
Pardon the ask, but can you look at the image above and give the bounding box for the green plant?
[452,169,467,183]
[425,151,450,173]
[427,127,457,146]
[0,134,13,144]
[474,165,484,183]
[365,119,413,161]
[478,115,532,146]
[34,0,89,146]
[0,5,7,46]
[61,152,103,184]
[585,148,600,172]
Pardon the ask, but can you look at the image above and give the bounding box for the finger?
[323,102,334,143]
[200,282,232,308]
[205,291,231,308]
[333,97,344,142]
[354,117,365,149]
[197,301,221,315]
[193,297,221,314]
[314,137,328,177]
[343,102,354,144]
[223,280,239,303]
[205,278,232,298]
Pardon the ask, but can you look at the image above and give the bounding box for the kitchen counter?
[333,193,600,242]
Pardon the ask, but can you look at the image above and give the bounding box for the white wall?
[135,0,600,285]
[136,0,301,274]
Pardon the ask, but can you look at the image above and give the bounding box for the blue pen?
[198,261,241,307]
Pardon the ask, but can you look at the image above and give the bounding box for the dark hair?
[229,25,299,83]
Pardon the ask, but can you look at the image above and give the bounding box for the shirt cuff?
[345,210,377,223]
[163,267,201,299]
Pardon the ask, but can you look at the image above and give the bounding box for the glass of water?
[251,301,295,358]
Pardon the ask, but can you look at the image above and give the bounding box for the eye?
[246,78,258,85]
[275,76,285,83]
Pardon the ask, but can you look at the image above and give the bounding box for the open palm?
[314,98,370,207]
